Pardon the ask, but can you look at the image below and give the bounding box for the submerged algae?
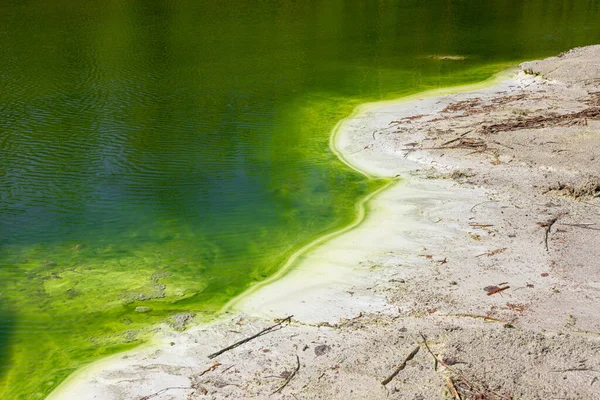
[0,63,533,400]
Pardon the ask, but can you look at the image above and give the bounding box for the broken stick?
[487,286,510,296]
[419,333,438,371]
[140,386,196,400]
[446,376,462,400]
[381,346,420,386]
[208,316,293,359]
[271,355,301,395]
[542,217,558,252]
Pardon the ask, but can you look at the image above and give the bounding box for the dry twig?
[140,386,196,400]
[487,286,510,296]
[539,217,558,252]
[476,248,507,257]
[440,314,510,324]
[198,362,221,377]
[208,316,293,359]
[420,333,438,371]
[419,333,512,400]
[381,346,420,386]
[446,376,462,400]
[271,355,301,395]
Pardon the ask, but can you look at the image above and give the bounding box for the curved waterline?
[48,66,524,400]
[223,178,394,312]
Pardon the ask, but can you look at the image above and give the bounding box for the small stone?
[314,344,331,356]
[135,306,152,313]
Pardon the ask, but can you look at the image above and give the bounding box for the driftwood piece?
[208,316,293,359]
[381,346,420,386]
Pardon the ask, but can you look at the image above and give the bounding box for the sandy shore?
[49,46,600,400]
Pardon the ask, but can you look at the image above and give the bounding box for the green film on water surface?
[1,0,600,398]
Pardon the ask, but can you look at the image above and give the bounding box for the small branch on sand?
[221,364,235,374]
[476,248,507,257]
[420,333,438,371]
[560,222,600,231]
[582,201,600,209]
[538,217,558,252]
[401,137,487,153]
[139,386,196,400]
[441,131,472,146]
[381,346,420,385]
[487,286,510,296]
[271,355,301,395]
[551,367,599,373]
[198,361,221,376]
[446,376,462,400]
[470,200,499,213]
[481,106,600,134]
[419,333,511,400]
[439,313,511,324]
[208,316,293,359]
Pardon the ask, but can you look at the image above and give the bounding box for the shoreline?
[329,69,518,179]
[50,46,600,400]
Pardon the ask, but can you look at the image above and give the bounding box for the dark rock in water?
[314,344,331,356]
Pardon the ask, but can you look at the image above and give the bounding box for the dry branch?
[208,316,292,359]
[381,346,420,386]
[440,314,510,324]
[271,355,301,395]
[419,333,512,400]
[420,333,438,371]
[198,362,221,377]
[481,107,600,134]
[446,376,462,400]
[140,386,195,400]
[539,217,558,252]
[487,286,510,296]
[401,138,487,152]
[476,248,507,257]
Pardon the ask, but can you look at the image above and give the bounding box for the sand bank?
[50,46,600,400]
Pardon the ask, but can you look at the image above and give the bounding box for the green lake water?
[0,0,599,398]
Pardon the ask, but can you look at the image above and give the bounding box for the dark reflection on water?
[0,0,599,398]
